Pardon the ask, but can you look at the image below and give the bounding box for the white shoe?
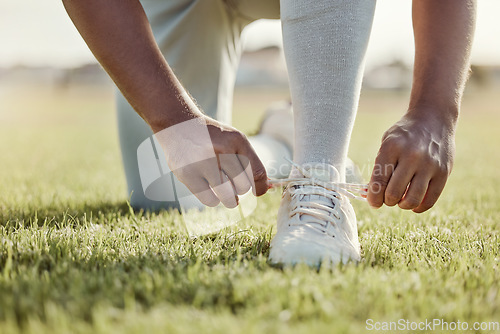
[268,161,365,267]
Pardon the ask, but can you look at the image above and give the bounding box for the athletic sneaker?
[268,160,367,267]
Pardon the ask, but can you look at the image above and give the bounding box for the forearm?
[410,0,476,124]
[62,0,201,131]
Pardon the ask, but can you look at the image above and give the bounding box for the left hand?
[367,108,456,213]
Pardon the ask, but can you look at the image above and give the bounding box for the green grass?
[1,83,500,333]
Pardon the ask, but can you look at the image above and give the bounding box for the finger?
[210,173,238,209]
[191,179,220,207]
[384,163,415,206]
[174,168,221,207]
[237,142,268,197]
[199,159,238,208]
[398,173,430,210]
[231,172,252,195]
[237,154,255,192]
[219,154,252,195]
[412,177,447,213]
[367,149,398,208]
[203,167,238,209]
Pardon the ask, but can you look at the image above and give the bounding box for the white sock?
[280,0,376,181]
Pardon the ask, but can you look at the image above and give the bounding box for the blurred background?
[0,0,499,209]
[1,0,500,81]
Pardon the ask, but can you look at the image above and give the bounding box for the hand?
[154,115,268,209]
[367,109,456,213]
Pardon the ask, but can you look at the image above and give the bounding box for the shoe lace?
[268,159,368,234]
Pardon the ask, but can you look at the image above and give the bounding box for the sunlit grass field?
[1,83,499,333]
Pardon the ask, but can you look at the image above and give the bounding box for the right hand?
[154,115,268,208]
[367,109,455,213]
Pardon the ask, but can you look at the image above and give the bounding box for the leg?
[269,0,376,266]
[281,0,376,182]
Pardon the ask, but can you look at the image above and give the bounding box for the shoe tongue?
[308,166,340,183]
[298,190,336,226]
[290,163,340,182]
[289,163,340,183]
[290,163,341,225]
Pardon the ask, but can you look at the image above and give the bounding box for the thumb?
[237,139,268,197]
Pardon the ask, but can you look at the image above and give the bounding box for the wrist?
[145,92,205,133]
[406,101,459,128]
[408,77,463,127]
